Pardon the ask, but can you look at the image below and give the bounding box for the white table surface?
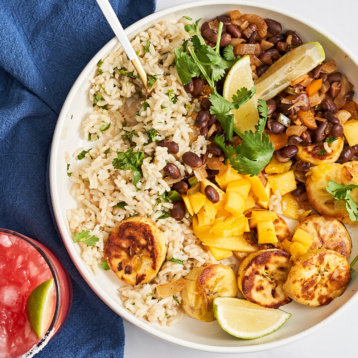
[124,0,358,357]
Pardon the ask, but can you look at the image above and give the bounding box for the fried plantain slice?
[104,217,167,285]
[283,249,350,306]
[293,215,351,259]
[237,249,292,309]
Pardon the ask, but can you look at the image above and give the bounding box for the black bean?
[287,135,303,146]
[214,121,223,135]
[248,31,259,44]
[208,114,217,127]
[196,110,210,128]
[220,33,232,47]
[268,34,285,44]
[353,145,358,154]
[200,126,208,138]
[217,15,231,25]
[311,65,322,79]
[281,145,298,158]
[276,41,288,52]
[324,111,340,124]
[157,140,179,154]
[184,80,194,93]
[205,185,220,203]
[300,131,312,146]
[320,73,328,83]
[172,181,188,195]
[201,153,208,165]
[296,160,312,172]
[260,48,280,65]
[285,30,303,46]
[322,97,338,113]
[279,103,298,115]
[292,186,306,197]
[292,93,310,112]
[265,18,282,35]
[329,82,342,98]
[182,152,203,168]
[192,78,206,97]
[202,28,218,43]
[327,72,342,84]
[257,65,269,77]
[201,98,212,110]
[206,169,219,178]
[266,99,277,116]
[274,149,291,163]
[345,90,355,101]
[200,22,210,35]
[170,200,186,220]
[331,124,343,137]
[267,120,285,134]
[226,24,242,38]
[312,122,328,143]
[164,163,181,179]
[340,147,356,163]
[207,143,222,156]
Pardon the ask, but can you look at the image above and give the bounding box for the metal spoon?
[96,0,148,90]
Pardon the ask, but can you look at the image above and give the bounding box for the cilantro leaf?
[146,128,159,143]
[317,149,327,156]
[232,86,256,109]
[73,230,99,246]
[97,59,103,67]
[174,47,201,86]
[100,261,110,270]
[173,295,180,305]
[327,137,338,145]
[148,75,157,89]
[93,93,103,107]
[66,163,72,177]
[346,193,358,222]
[77,149,91,160]
[223,45,235,61]
[168,258,184,264]
[158,212,170,219]
[100,122,111,133]
[112,148,144,186]
[144,39,151,53]
[121,130,135,141]
[209,93,235,114]
[142,101,150,110]
[115,202,127,208]
[118,68,139,79]
[168,89,178,104]
[214,135,236,158]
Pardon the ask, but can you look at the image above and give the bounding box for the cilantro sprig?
[112,148,144,186]
[215,100,274,176]
[73,230,99,246]
[326,181,358,222]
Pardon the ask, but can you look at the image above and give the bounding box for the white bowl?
[50,0,358,353]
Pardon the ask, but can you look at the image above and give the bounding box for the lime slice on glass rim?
[255,42,325,101]
[213,297,291,339]
[26,278,56,339]
[223,55,259,134]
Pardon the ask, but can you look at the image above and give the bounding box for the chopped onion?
[207,124,217,138]
[277,113,291,127]
[321,60,338,74]
[240,14,268,37]
[324,142,332,153]
[261,39,274,51]
[300,77,313,87]
[189,127,199,141]
[342,101,358,120]
[286,125,307,137]
[234,43,261,56]
[228,10,243,26]
[250,55,262,67]
[321,81,330,94]
[207,156,224,170]
[334,75,350,110]
[291,74,308,86]
[281,97,292,104]
[194,166,208,181]
[336,109,352,124]
[309,93,321,107]
[230,38,245,46]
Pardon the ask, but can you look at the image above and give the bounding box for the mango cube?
[343,120,358,146]
[257,220,278,244]
[268,170,297,196]
[182,195,194,216]
[257,182,271,209]
[281,239,292,253]
[208,246,233,260]
[201,234,256,252]
[265,156,292,174]
[188,191,206,214]
[215,163,244,190]
[250,210,277,228]
[292,229,313,248]
[225,191,247,216]
[290,241,309,261]
[226,179,251,199]
[282,193,299,220]
[197,200,217,226]
[247,175,269,202]
[212,215,246,237]
[246,194,256,210]
[244,217,250,232]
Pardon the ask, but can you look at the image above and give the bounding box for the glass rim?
[0,228,61,354]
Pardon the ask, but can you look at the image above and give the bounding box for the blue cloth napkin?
[0,0,155,357]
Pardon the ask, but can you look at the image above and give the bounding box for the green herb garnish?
[121,130,135,141]
[167,190,181,201]
[67,163,72,177]
[173,295,180,305]
[100,122,111,133]
[168,89,178,104]
[317,149,327,155]
[115,202,127,208]
[97,59,103,67]
[158,212,170,219]
[350,254,358,277]
[144,39,151,53]
[73,230,99,246]
[100,261,110,270]
[104,148,110,155]
[148,75,157,89]
[327,137,338,145]
[188,176,198,187]
[77,149,92,160]
[118,68,139,79]
[112,148,144,186]
[168,258,184,264]
[142,101,150,110]
[146,128,159,143]
[93,93,103,107]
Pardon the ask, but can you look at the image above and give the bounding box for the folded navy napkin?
[0,0,155,357]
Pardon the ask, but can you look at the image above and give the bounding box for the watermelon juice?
[0,229,72,357]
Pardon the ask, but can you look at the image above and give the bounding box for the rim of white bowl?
[50,0,358,353]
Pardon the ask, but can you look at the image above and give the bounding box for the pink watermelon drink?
[0,229,72,357]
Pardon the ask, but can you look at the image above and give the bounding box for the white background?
[124,0,358,357]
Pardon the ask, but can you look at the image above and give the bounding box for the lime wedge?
[255,42,325,101]
[26,278,56,339]
[223,55,259,133]
[213,297,291,339]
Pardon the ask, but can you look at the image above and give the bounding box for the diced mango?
[244,217,250,232]
[290,241,309,261]
[188,191,206,214]
[197,200,217,226]
[343,120,358,146]
[298,210,312,221]
[282,193,299,220]
[216,208,231,219]
[215,163,244,190]
[268,171,297,196]
[257,182,271,209]
[208,246,233,260]
[212,215,246,237]
[246,194,256,210]
[257,220,278,244]
[281,239,292,253]
[225,191,246,216]
[305,78,323,97]
[226,179,251,200]
[182,195,194,216]
[265,156,292,174]
[250,210,277,228]
[247,175,269,202]
[292,228,313,248]
[201,234,256,252]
